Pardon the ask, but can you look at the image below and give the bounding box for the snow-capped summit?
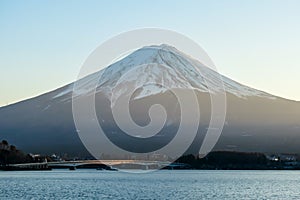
[55,44,275,102]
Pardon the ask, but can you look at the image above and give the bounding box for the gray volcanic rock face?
[0,45,299,157]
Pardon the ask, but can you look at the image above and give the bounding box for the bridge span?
[2,160,190,171]
[48,160,173,170]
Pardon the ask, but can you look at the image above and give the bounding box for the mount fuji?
[0,44,299,157]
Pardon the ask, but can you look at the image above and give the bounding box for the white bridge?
[48,160,173,170]
[5,160,190,170]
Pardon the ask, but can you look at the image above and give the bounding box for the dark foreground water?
[1,170,300,199]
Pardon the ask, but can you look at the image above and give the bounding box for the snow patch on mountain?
[53,44,276,102]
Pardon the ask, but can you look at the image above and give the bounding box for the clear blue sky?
[1,0,300,106]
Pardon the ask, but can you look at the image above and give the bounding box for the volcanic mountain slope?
[0,45,299,157]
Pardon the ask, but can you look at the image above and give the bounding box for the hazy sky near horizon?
[1,0,300,107]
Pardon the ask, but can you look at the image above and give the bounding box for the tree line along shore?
[1,139,300,170]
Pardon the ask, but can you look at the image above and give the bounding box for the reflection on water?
[0,170,300,199]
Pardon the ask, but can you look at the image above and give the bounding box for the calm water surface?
[0,170,300,199]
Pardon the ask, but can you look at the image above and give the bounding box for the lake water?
[0,170,300,199]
